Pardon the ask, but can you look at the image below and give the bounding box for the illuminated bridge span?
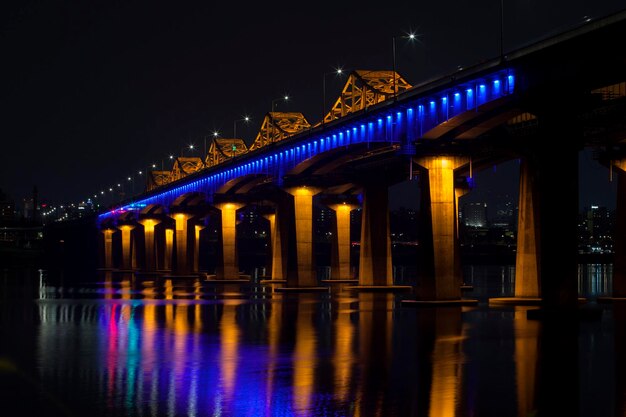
[98,10,626,308]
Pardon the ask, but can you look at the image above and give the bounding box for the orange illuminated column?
[101,228,115,269]
[415,156,468,300]
[214,202,243,279]
[172,213,193,275]
[164,227,174,271]
[328,203,357,280]
[193,224,204,273]
[285,187,321,287]
[614,160,626,296]
[515,158,540,298]
[119,224,135,271]
[359,183,392,286]
[139,219,160,272]
[264,212,286,280]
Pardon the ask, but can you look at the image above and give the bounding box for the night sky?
[1,1,623,210]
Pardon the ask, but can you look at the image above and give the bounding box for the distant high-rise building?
[463,202,488,228]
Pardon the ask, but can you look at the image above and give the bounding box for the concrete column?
[263,213,287,280]
[214,203,243,279]
[139,219,160,272]
[614,161,626,297]
[194,224,203,273]
[119,224,135,271]
[172,213,193,275]
[328,203,356,280]
[285,186,321,287]
[415,156,468,300]
[358,183,392,286]
[164,228,174,271]
[101,228,115,269]
[533,133,579,310]
[515,158,540,297]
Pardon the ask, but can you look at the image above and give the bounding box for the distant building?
[0,200,15,224]
[579,205,614,253]
[463,202,488,228]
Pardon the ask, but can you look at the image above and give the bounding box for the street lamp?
[181,144,194,157]
[204,132,219,158]
[270,95,289,144]
[271,95,289,113]
[233,116,250,139]
[322,68,345,126]
[392,32,417,99]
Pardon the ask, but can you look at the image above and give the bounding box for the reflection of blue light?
[507,75,515,93]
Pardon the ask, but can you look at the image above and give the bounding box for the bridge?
[97,9,626,308]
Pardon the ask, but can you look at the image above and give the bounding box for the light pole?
[322,68,345,126]
[204,131,219,158]
[270,95,289,144]
[181,144,194,157]
[392,32,417,99]
[233,116,250,139]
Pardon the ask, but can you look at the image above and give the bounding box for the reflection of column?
[119,225,135,271]
[285,187,321,287]
[328,203,356,280]
[514,306,539,416]
[140,219,159,272]
[515,158,540,297]
[428,307,464,417]
[102,228,115,269]
[220,301,241,405]
[613,302,626,413]
[356,293,393,416]
[215,203,243,279]
[535,315,579,415]
[415,156,467,300]
[358,184,392,285]
[265,299,282,413]
[292,299,316,413]
[614,161,626,296]
[173,213,192,275]
[333,299,355,402]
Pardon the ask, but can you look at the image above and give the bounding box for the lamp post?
[322,68,345,126]
[233,116,250,139]
[181,144,194,157]
[270,95,289,144]
[204,131,219,158]
[392,32,417,99]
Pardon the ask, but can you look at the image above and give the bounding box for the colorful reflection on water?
[0,265,620,416]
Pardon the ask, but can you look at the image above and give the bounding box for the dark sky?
[1,1,623,209]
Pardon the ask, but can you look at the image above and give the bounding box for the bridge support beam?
[193,224,204,273]
[531,122,580,310]
[328,202,357,280]
[162,227,174,271]
[415,156,468,300]
[139,219,160,272]
[614,160,626,297]
[118,224,135,271]
[515,158,540,297]
[264,212,287,280]
[358,183,393,286]
[214,202,243,279]
[172,213,194,275]
[101,228,115,270]
[285,186,321,287]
